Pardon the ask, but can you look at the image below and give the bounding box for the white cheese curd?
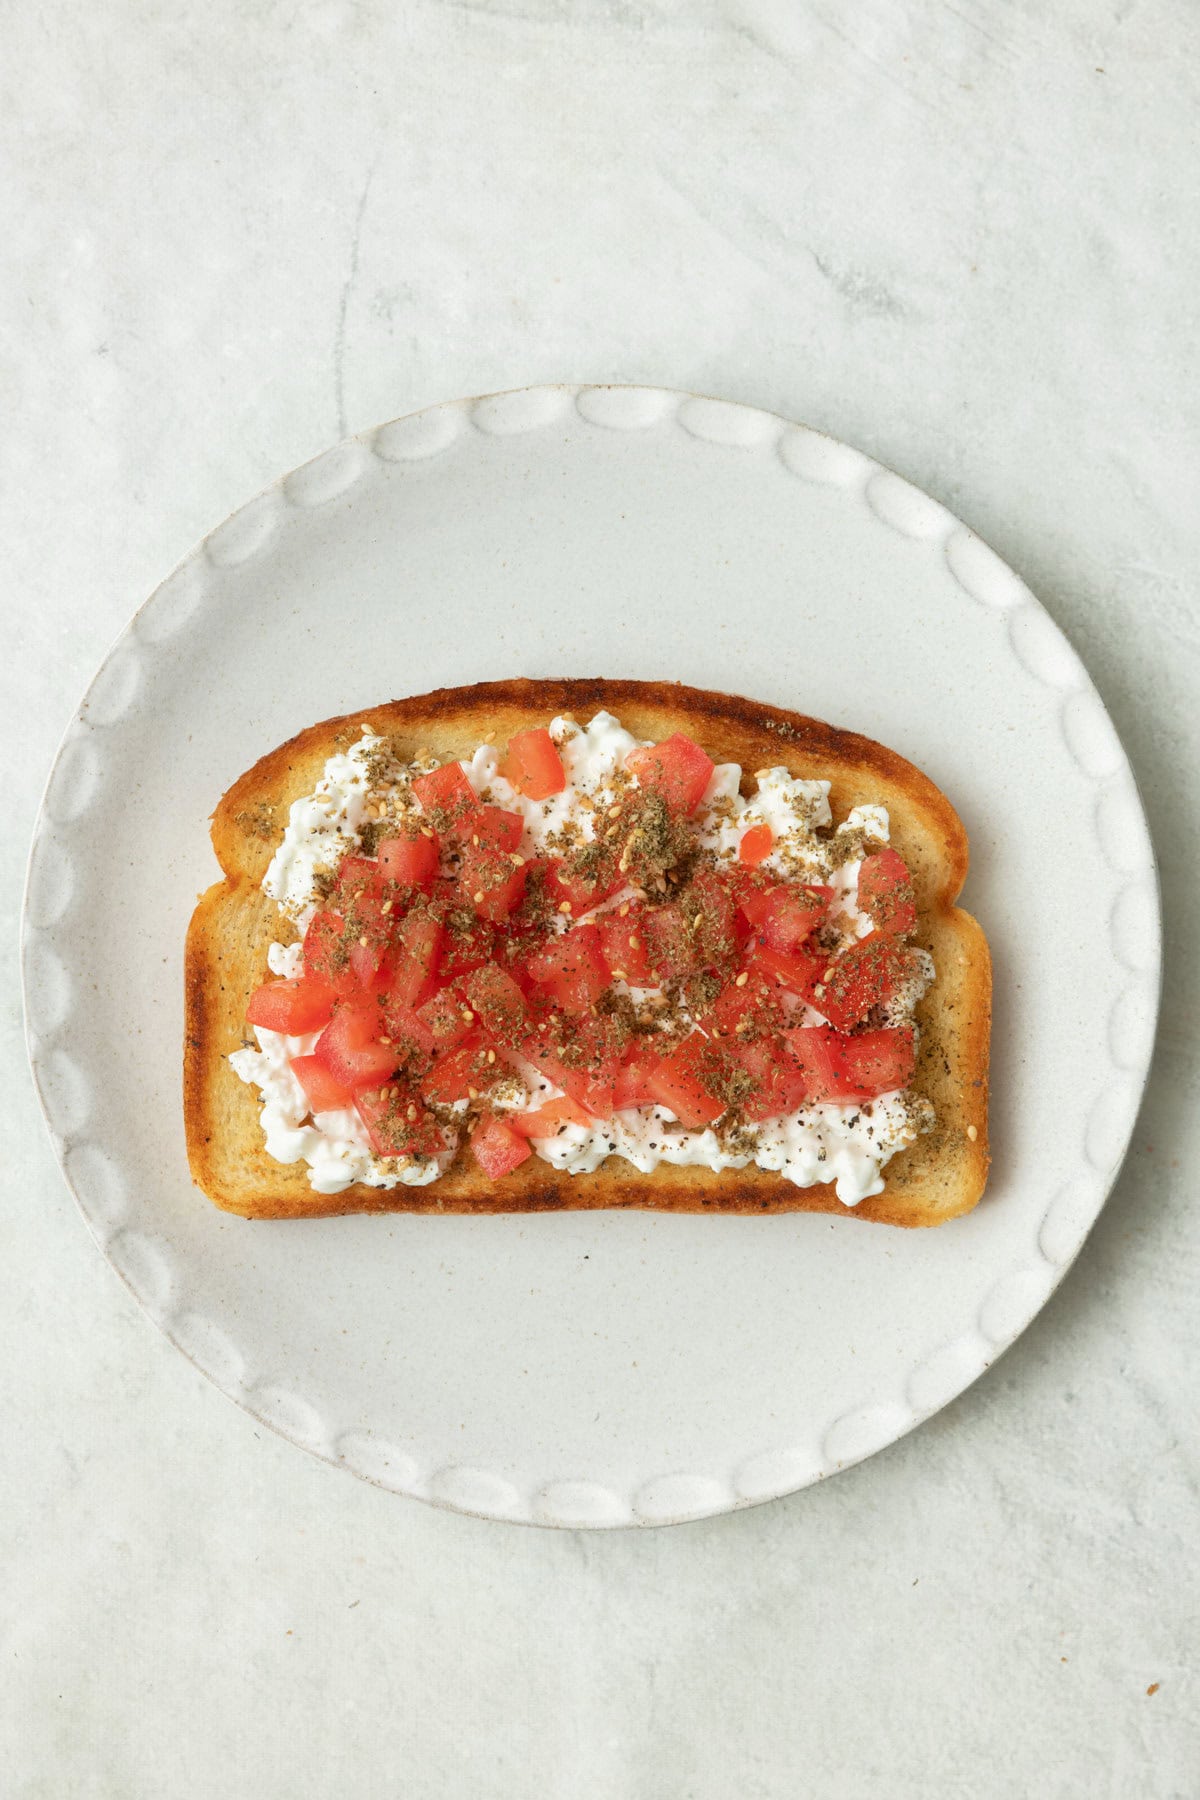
[231,711,933,1205]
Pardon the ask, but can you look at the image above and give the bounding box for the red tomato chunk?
[470,1115,532,1178]
[500,727,566,800]
[289,1053,353,1113]
[625,733,715,815]
[377,830,439,888]
[644,1034,727,1130]
[857,849,917,937]
[314,1003,399,1091]
[246,974,337,1034]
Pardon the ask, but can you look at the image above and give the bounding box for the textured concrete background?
[4,3,1197,1795]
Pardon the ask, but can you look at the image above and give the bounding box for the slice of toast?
[185,679,990,1225]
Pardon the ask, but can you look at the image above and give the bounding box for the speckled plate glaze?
[23,386,1159,1527]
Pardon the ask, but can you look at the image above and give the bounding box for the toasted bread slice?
[185,679,990,1225]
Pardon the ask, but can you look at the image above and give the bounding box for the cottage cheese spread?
[234,712,933,1204]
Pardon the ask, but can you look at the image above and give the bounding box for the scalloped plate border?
[21,385,1162,1527]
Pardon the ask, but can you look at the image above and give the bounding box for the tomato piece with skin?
[642,903,700,981]
[596,905,655,985]
[500,727,566,800]
[378,999,437,1074]
[722,1033,810,1121]
[625,733,715,815]
[288,1053,354,1114]
[416,986,475,1051]
[706,969,785,1037]
[246,974,338,1034]
[856,849,916,937]
[377,831,440,888]
[301,909,360,995]
[814,935,909,1032]
[411,762,479,840]
[744,885,830,954]
[544,858,624,920]
[469,805,524,854]
[611,1046,662,1111]
[644,1034,728,1129]
[524,922,610,1012]
[779,1026,856,1102]
[457,846,528,923]
[385,911,445,1009]
[354,1084,444,1158]
[461,963,528,1047]
[517,1038,616,1120]
[738,824,773,868]
[749,941,824,1000]
[837,1026,915,1096]
[505,1095,591,1138]
[687,869,741,968]
[313,1002,399,1092]
[470,1115,533,1179]
[419,1033,501,1106]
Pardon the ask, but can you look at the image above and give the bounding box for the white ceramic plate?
[23,386,1159,1527]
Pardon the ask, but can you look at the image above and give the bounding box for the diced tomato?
[461,964,528,1046]
[506,1095,591,1138]
[349,934,393,992]
[458,843,528,922]
[378,999,438,1071]
[416,986,475,1051]
[738,824,773,868]
[524,923,610,1012]
[612,1046,662,1110]
[707,970,784,1037]
[544,858,623,920]
[838,1026,915,1096]
[780,1024,913,1102]
[313,1002,399,1091]
[385,911,445,1009]
[743,884,829,954]
[411,761,477,831]
[597,905,655,985]
[814,936,909,1031]
[749,941,824,1000]
[857,849,916,937]
[500,727,566,800]
[644,1034,728,1129]
[642,903,699,980]
[301,909,359,995]
[289,1053,354,1114]
[779,1026,856,1102]
[722,1033,810,1121]
[470,1115,532,1179]
[687,870,741,968]
[517,1037,616,1119]
[245,974,338,1035]
[377,830,440,888]
[434,902,496,981]
[419,1034,498,1105]
[354,1084,444,1157]
[625,733,715,815]
[469,806,524,854]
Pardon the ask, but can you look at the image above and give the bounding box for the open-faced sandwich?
[185,679,990,1225]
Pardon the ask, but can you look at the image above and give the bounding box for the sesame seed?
[558,901,572,914]
[509,853,524,866]
[618,854,630,872]
[461,1009,474,1023]
[472,834,480,847]
[628,934,638,949]
[468,1086,479,1100]
[692,912,703,928]
[813,983,825,998]
[823,967,835,981]
[419,825,434,839]
[487,1050,496,1064]
[379,1036,392,1046]
[608,805,622,818]
[381,900,393,915]
[407,1104,417,1121]
[358,935,369,947]
[473,890,485,904]
[611,969,627,981]
[735,971,749,987]
[967,1124,978,1142]
[353,888,365,899]
[619,903,630,918]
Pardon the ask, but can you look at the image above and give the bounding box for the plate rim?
[21,382,1163,1527]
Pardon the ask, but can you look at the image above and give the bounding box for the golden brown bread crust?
[185,679,991,1225]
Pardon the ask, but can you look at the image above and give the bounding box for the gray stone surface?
[4,3,1196,1794]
